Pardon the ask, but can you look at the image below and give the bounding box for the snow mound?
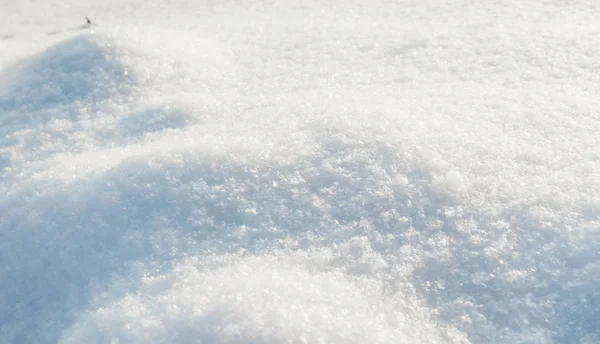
[60,253,461,344]
[0,35,131,118]
[0,34,136,171]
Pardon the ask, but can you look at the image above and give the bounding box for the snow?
[1,0,599,343]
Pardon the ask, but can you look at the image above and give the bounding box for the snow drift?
[1,1,600,343]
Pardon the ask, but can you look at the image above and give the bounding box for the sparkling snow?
[1,0,599,343]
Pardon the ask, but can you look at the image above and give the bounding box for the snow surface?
[1,0,600,343]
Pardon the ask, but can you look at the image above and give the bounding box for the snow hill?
[1,1,599,343]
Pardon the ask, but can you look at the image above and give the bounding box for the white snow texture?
[1,0,599,343]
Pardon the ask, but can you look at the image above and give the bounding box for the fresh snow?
[1,0,599,343]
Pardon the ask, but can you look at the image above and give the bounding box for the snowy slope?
[1,1,599,343]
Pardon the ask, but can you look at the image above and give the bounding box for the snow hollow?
[1,1,599,343]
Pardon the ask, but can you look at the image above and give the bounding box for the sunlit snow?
[1,0,599,343]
